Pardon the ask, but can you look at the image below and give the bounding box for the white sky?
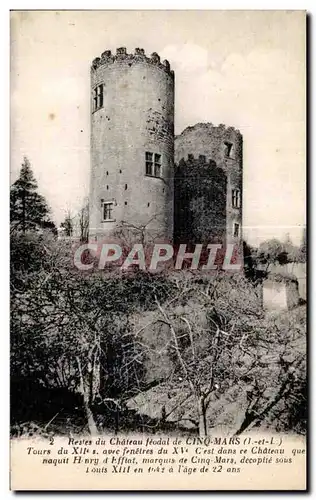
[10,10,306,246]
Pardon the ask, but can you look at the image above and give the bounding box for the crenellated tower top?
[91,47,174,77]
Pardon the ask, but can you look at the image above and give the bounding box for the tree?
[243,241,261,281]
[78,201,89,243]
[298,227,307,263]
[10,157,56,234]
[257,238,286,271]
[12,266,128,433]
[282,233,301,266]
[60,210,74,237]
[128,272,306,437]
[10,230,306,437]
[60,202,89,242]
[256,235,305,271]
[115,213,168,246]
[128,273,260,436]
[10,232,173,435]
[234,304,306,435]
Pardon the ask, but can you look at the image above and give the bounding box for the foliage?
[60,202,89,242]
[78,201,89,243]
[128,273,306,436]
[60,210,74,237]
[256,238,287,269]
[246,234,306,279]
[10,157,56,235]
[10,228,306,437]
[10,232,175,433]
[298,227,307,264]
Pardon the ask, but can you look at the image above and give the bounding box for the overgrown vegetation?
[10,158,307,438]
[244,234,306,279]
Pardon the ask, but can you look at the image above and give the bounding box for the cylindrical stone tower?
[175,123,243,244]
[89,47,175,243]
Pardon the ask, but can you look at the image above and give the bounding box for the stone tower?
[89,47,175,243]
[174,123,243,244]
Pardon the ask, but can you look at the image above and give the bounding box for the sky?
[10,10,306,246]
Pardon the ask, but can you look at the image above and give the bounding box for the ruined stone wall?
[262,277,300,312]
[89,48,175,242]
[268,263,306,301]
[175,123,243,243]
[174,155,227,244]
[263,280,288,311]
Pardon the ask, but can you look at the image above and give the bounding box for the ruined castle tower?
[174,123,243,244]
[89,47,175,242]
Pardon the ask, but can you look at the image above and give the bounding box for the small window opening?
[224,141,233,158]
[232,189,241,208]
[233,223,240,238]
[145,152,153,176]
[93,84,104,112]
[154,154,161,177]
[101,201,114,221]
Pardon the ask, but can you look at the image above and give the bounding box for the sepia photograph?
[9,9,307,490]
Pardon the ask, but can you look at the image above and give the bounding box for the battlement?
[176,122,242,139]
[91,47,174,77]
[177,154,218,166]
